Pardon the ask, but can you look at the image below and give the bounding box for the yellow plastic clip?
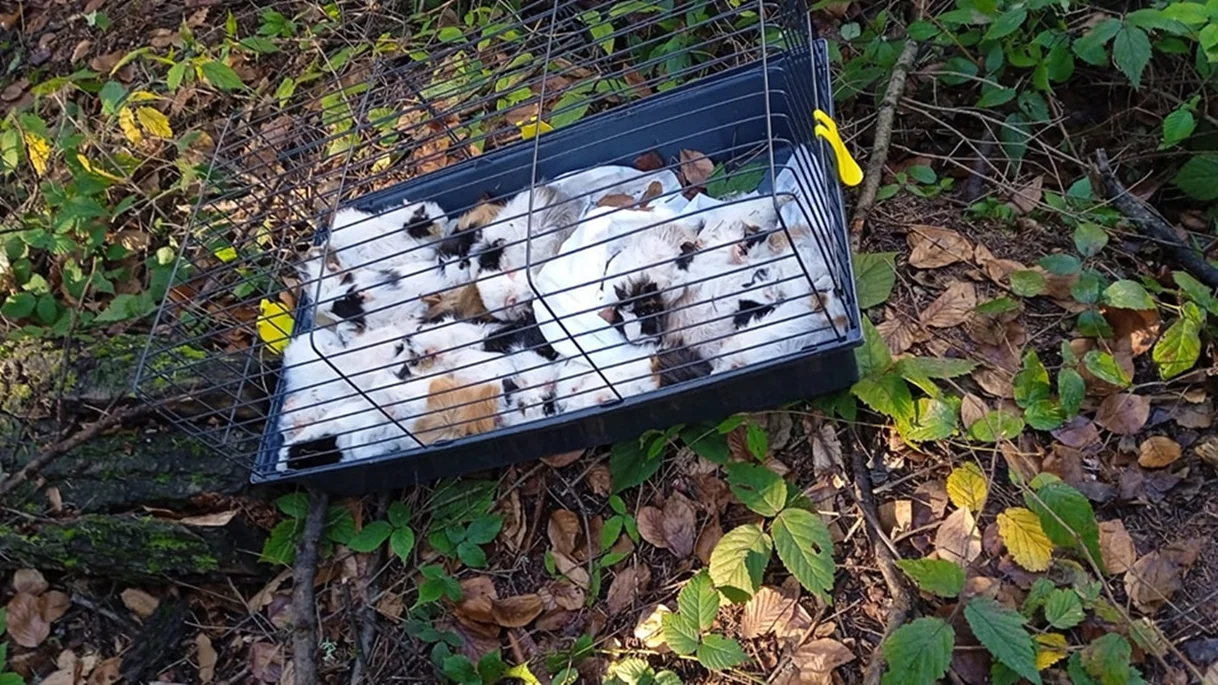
[813,109,863,187]
[517,115,553,140]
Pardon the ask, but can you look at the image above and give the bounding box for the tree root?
[293,489,330,685]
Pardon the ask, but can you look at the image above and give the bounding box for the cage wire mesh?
[134,0,862,492]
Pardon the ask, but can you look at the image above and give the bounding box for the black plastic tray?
[254,49,861,493]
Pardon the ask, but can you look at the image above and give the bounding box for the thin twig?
[850,39,918,250]
[293,489,330,685]
[349,494,388,685]
[1091,148,1218,289]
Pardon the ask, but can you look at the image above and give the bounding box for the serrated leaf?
[1073,222,1109,258]
[727,463,787,517]
[22,132,50,176]
[947,463,988,512]
[852,372,915,430]
[347,520,393,553]
[1083,350,1131,387]
[1078,310,1114,338]
[1074,17,1121,65]
[1011,270,1046,297]
[1072,270,1104,304]
[99,80,126,115]
[277,493,309,518]
[1112,25,1151,88]
[896,558,964,598]
[906,398,958,442]
[855,252,897,309]
[1044,589,1084,629]
[661,611,700,655]
[696,634,747,671]
[1083,634,1131,685]
[897,357,978,380]
[964,597,1041,685]
[466,515,503,545]
[1173,271,1218,313]
[1036,633,1068,670]
[997,507,1053,572]
[201,59,244,90]
[968,411,1024,442]
[745,421,768,460]
[1161,107,1196,148]
[855,317,893,378]
[976,297,1019,315]
[1024,399,1067,431]
[1058,368,1085,416]
[881,617,954,685]
[390,526,415,563]
[709,524,772,603]
[1173,154,1218,201]
[260,519,301,565]
[1103,280,1155,310]
[1025,481,1104,573]
[135,106,173,139]
[678,570,719,632]
[986,6,1027,39]
[1152,317,1200,380]
[771,507,835,602]
[457,540,487,568]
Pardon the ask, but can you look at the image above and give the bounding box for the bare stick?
[349,494,388,685]
[847,430,914,685]
[850,39,919,250]
[293,489,330,685]
[1092,148,1218,289]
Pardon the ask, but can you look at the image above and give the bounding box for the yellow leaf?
[127,90,161,102]
[23,132,50,176]
[517,116,552,140]
[946,462,988,512]
[119,107,143,145]
[1035,633,1067,670]
[214,246,238,263]
[258,299,294,354]
[136,106,174,139]
[997,507,1053,572]
[76,154,124,181]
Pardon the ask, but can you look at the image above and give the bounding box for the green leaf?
[696,634,747,671]
[389,526,415,563]
[906,398,958,442]
[1173,271,1218,313]
[1161,107,1196,149]
[0,126,21,172]
[1073,18,1122,66]
[1021,577,1056,618]
[260,519,301,565]
[968,410,1024,442]
[896,558,965,598]
[1013,350,1051,409]
[437,26,463,41]
[771,507,835,602]
[1083,634,1132,685]
[200,60,244,91]
[1,292,36,319]
[276,492,309,518]
[388,501,411,528]
[965,597,1041,684]
[0,674,21,685]
[855,317,893,378]
[1111,26,1151,88]
[1058,368,1085,416]
[1077,310,1114,338]
[275,77,297,106]
[1024,399,1067,431]
[678,570,719,632]
[1039,254,1082,276]
[854,252,897,309]
[466,515,503,545]
[726,463,787,517]
[681,426,730,464]
[1025,481,1103,573]
[609,439,661,493]
[977,86,1018,108]
[1173,153,1218,201]
[1010,270,1046,297]
[1153,316,1201,379]
[881,617,955,685]
[443,654,480,685]
[708,524,772,603]
[1161,2,1209,25]
[347,520,393,553]
[661,611,701,655]
[985,7,1027,39]
[477,651,508,683]
[745,421,768,460]
[1083,350,1131,387]
[852,372,915,430]
[457,540,487,568]
[167,61,187,91]
[896,357,977,380]
[240,36,280,53]
[1072,223,1108,258]
[1044,589,1084,629]
[938,55,979,86]
[600,516,623,551]
[1103,280,1155,310]
[99,80,126,115]
[325,506,356,544]
[1072,270,1104,304]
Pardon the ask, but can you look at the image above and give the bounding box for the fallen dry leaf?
[540,450,584,468]
[740,585,800,639]
[545,580,585,611]
[794,638,856,683]
[1198,437,1218,471]
[637,505,668,549]
[1171,400,1212,429]
[879,500,913,537]
[87,657,121,685]
[935,507,982,566]
[975,243,1027,286]
[587,465,612,496]
[1139,436,1182,469]
[499,488,527,554]
[1009,174,1043,213]
[250,642,283,682]
[1095,393,1151,435]
[551,551,590,590]
[679,149,714,187]
[961,393,988,429]
[121,588,160,619]
[634,151,665,172]
[1052,416,1101,449]
[1125,551,1182,614]
[179,510,239,527]
[908,225,974,269]
[606,564,651,616]
[197,633,218,684]
[1000,442,1041,484]
[1099,520,1137,575]
[663,492,697,558]
[548,510,581,557]
[920,281,976,328]
[695,514,723,565]
[633,604,672,650]
[1106,307,1160,358]
[810,422,843,476]
[6,591,52,648]
[13,568,48,595]
[876,317,917,355]
[913,480,950,528]
[490,594,545,628]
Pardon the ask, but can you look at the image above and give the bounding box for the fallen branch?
[847,430,914,685]
[1092,149,1218,289]
[349,495,388,685]
[850,39,919,250]
[293,489,330,685]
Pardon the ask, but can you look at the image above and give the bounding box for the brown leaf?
[794,638,856,681]
[606,564,651,616]
[179,510,238,527]
[975,243,1027,286]
[534,609,573,632]
[1106,307,1160,358]
[490,594,544,628]
[935,507,982,566]
[6,591,50,648]
[196,634,218,684]
[1095,393,1151,435]
[13,568,48,595]
[637,505,668,549]
[87,657,122,685]
[547,580,585,611]
[587,465,612,496]
[662,492,697,558]
[1171,400,1212,429]
[634,151,665,172]
[633,604,672,650]
[1139,436,1182,469]
[1052,416,1101,449]
[740,585,799,638]
[913,480,950,528]
[878,500,913,537]
[972,367,1015,398]
[40,669,77,685]
[678,149,714,187]
[1009,174,1043,213]
[695,514,723,565]
[920,281,976,328]
[907,225,973,269]
[249,642,283,682]
[540,450,584,468]
[999,442,1041,484]
[1099,520,1137,575]
[499,488,527,554]
[1196,437,1218,471]
[961,393,988,429]
[876,318,916,355]
[810,422,843,476]
[551,551,590,590]
[121,588,160,618]
[1125,552,1182,613]
[548,510,581,556]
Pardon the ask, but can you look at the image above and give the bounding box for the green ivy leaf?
[1083,634,1132,685]
[708,524,772,603]
[1058,368,1085,416]
[1044,589,1085,629]
[745,421,769,461]
[771,507,835,602]
[1083,350,1131,387]
[881,617,955,685]
[200,60,244,91]
[347,520,393,553]
[1077,310,1114,338]
[855,317,894,378]
[968,410,1024,442]
[661,611,700,655]
[390,526,415,563]
[1102,280,1155,310]
[696,634,747,671]
[852,372,915,431]
[1152,316,1201,379]
[1112,25,1151,88]
[726,463,788,518]
[1072,222,1108,258]
[1010,270,1046,297]
[964,597,1041,685]
[896,558,965,598]
[854,252,898,309]
[678,570,719,632]
[1025,480,1104,573]
[1173,154,1218,201]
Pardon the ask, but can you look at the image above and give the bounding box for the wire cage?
[134,0,862,493]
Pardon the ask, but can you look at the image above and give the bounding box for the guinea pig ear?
[613,284,627,301]
[598,306,617,324]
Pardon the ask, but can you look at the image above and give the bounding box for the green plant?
[603,657,683,685]
[425,479,502,568]
[259,493,355,565]
[345,500,417,564]
[0,608,26,685]
[875,165,955,202]
[660,570,747,671]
